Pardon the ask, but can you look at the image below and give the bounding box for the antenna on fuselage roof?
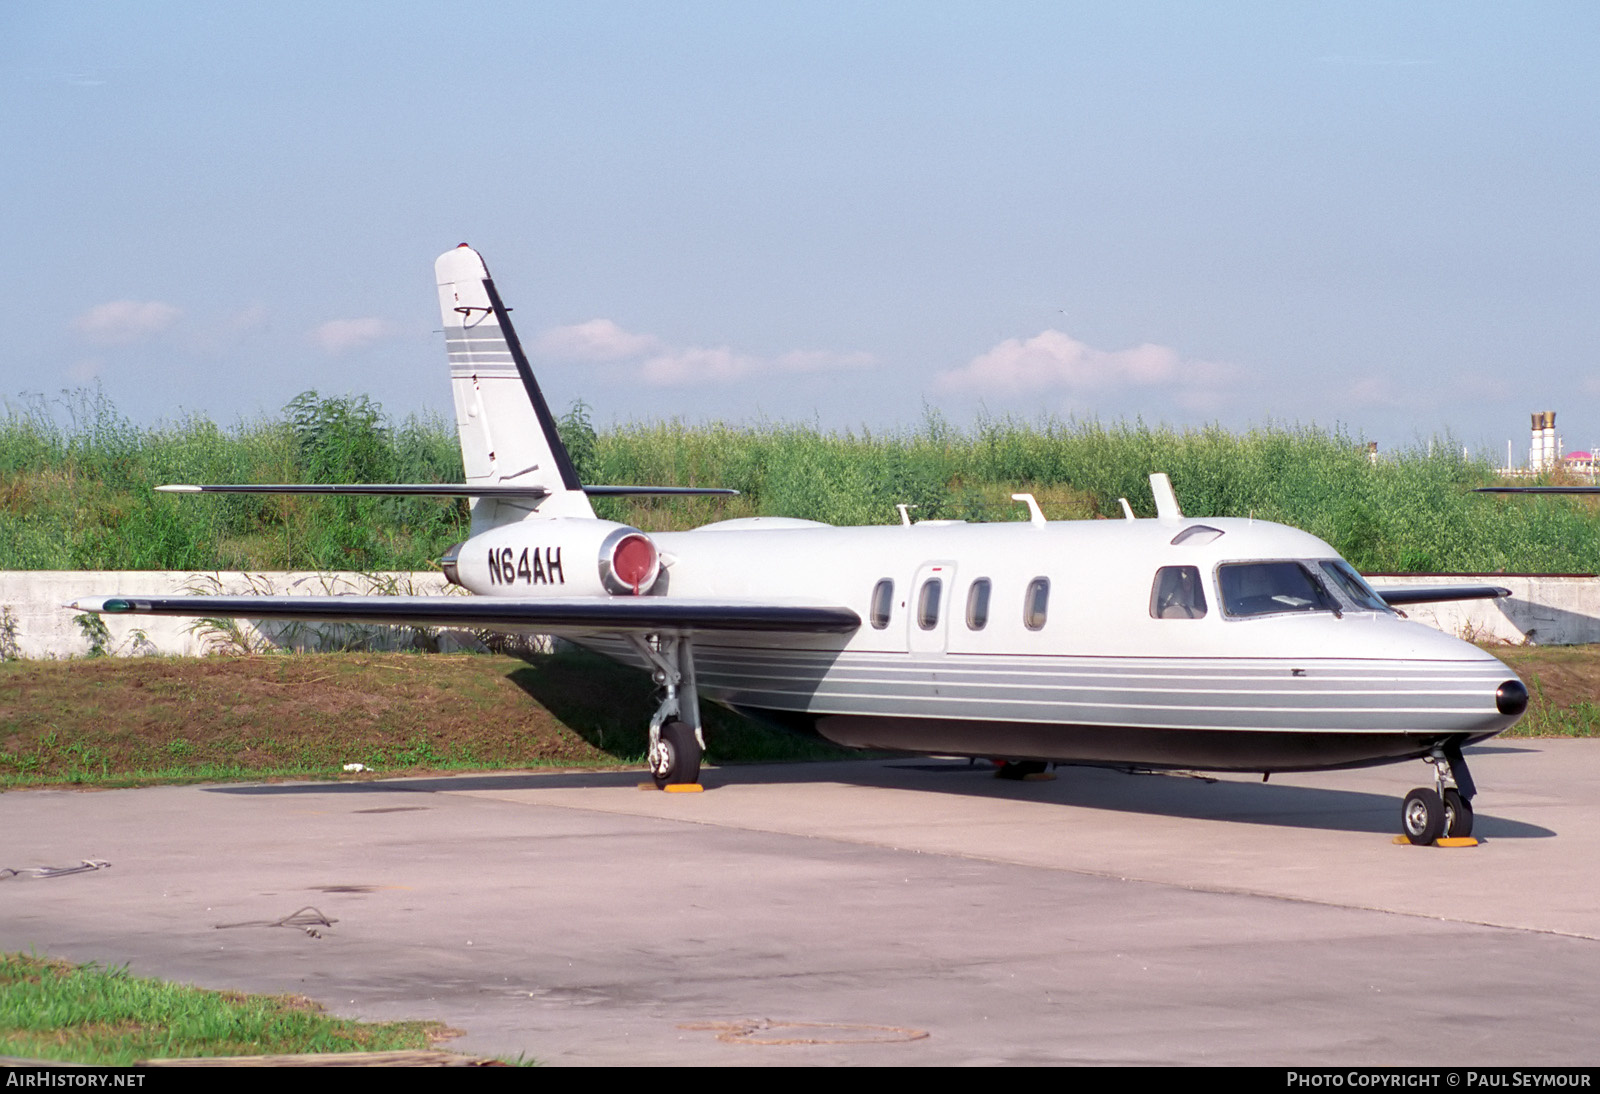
[1150,473,1183,521]
[1118,498,1135,520]
[1011,493,1047,526]
[895,504,917,526]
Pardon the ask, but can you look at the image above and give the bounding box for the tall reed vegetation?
[3,388,1597,573]
[0,389,467,571]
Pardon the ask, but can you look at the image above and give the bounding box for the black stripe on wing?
[75,595,859,634]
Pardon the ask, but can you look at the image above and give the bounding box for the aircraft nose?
[1496,679,1530,716]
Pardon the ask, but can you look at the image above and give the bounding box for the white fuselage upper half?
[666,517,1465,660]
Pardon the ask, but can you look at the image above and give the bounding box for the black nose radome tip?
[1496,679,1530,717]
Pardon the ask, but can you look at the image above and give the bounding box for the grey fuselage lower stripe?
[581,637,1513,735]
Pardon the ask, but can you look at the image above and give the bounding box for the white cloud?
[641,345,875,386]
[310,317,394,355]
[227,304,270,334]
[1346,377,1394,405]
[937,329,1238,396]
[534,319,662,362]
[74,300,181,346]
[534,318,875,387]
[641,346,758,385]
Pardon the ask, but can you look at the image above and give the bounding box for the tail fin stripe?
[481,276,583,493]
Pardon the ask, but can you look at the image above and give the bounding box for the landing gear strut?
[630,633,703,788]
[1401,742,1475,845]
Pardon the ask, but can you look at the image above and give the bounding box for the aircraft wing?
[67,595,860,635]
[1373,584,1512,607]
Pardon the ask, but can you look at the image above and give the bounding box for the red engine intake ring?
[599,528,660,595]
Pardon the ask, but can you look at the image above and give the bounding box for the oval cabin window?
[917,578,943,630]
[966,578,991,630]
[1024,578,1050,631]
[870,579,894,629]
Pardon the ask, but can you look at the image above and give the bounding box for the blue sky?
[4,2,1598,460]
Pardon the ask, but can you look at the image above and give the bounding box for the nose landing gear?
[1401,742,1475,845]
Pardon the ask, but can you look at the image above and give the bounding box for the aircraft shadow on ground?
[500,659,851,766]
[864,760,1555,839]
[207,748,1555,840]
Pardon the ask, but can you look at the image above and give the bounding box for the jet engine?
[442,519,662,597]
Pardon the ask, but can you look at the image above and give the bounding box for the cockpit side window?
[1317,559,1394,613]
[1218,562,1341,618]
[870,579,894,629]
[1150,566,1208,619]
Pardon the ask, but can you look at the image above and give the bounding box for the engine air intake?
[600,528,661,595]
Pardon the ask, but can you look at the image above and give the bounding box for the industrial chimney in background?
[1529,411,1559,472]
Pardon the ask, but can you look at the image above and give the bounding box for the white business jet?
[70,245,1530,845]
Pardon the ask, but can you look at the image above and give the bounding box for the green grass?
[0,952,444,1065]
[7,387,1600,573]
[0,649,859,790]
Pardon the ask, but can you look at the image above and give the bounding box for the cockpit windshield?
[1316,559,1394,613]
[1218,561,1342,618]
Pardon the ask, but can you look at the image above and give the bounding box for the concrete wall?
[1365,574,1600,646]
[3,570,1598,659]
[0,571,460,659]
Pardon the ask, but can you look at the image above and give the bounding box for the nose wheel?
[1401,744,1475,845]
[1442,788,1473,838]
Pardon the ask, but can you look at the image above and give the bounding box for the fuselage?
[458,513,1525,773]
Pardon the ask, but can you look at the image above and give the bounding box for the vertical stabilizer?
[436,245,595,530]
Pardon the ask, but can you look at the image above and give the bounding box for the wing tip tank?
[66,597,126,612]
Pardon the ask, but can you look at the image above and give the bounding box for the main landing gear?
[1401,741,1475,845]
[630,634,703,788]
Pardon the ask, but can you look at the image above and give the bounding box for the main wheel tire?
[1443,788,1474,839]
[1402,787,1445,845]
[652,720,701,789]
[995,760,1048,780]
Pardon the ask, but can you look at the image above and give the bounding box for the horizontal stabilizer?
[582,486,738,497]
[68,595,857,635]
[1477,486,1600,494]
[1375,584,1512,607]
[159,483,737,498]
[159,483,550,498]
